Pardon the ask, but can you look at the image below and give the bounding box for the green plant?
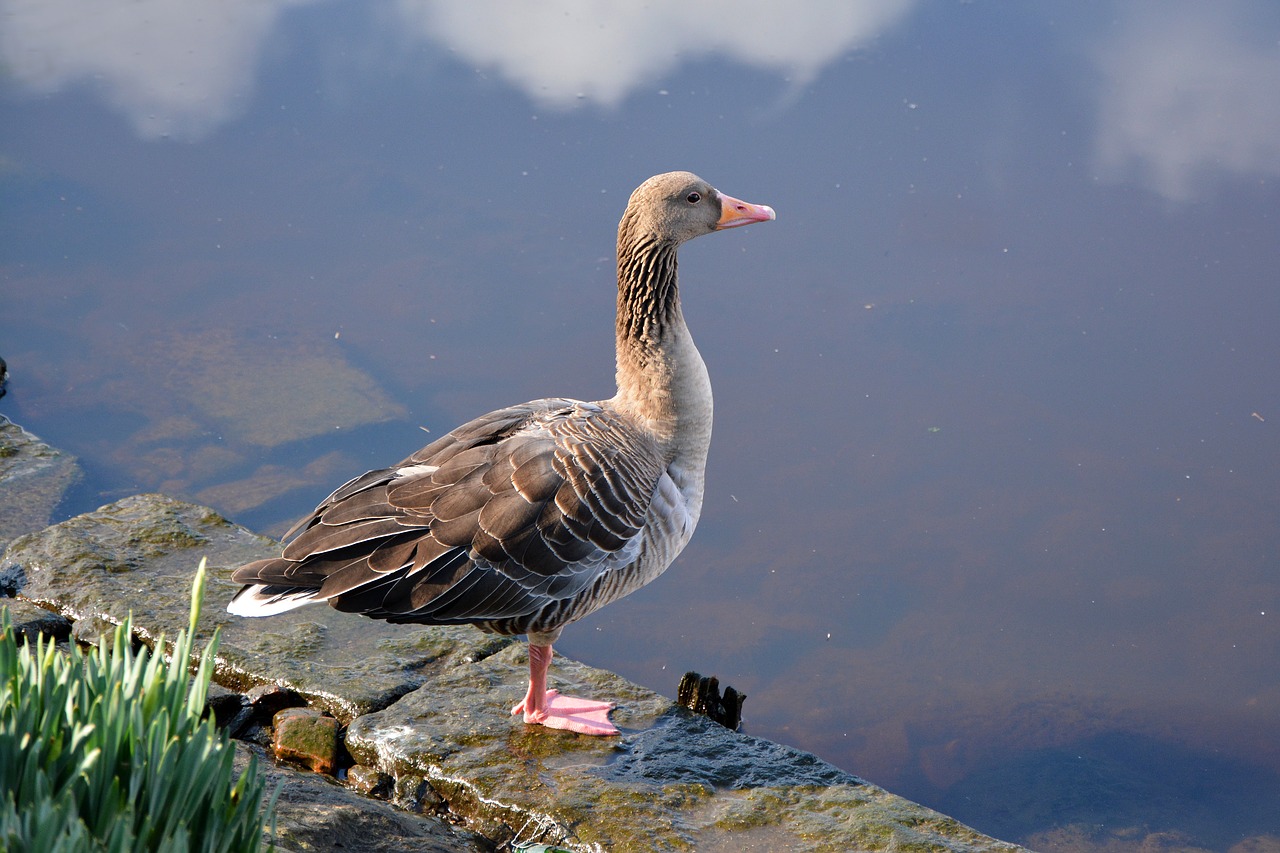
[0,558,277,852]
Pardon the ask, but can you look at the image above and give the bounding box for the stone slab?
[345,642,1024,852]
[2,492,1027,852]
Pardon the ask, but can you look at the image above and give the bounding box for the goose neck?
[612,234,712,452]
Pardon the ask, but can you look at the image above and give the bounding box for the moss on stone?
[273,708,341,774]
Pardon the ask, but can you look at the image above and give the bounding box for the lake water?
[3,2,1278,849]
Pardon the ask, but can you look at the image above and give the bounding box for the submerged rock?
[0,415,82,552]
[19,327,409,521]
[142,327,407,449]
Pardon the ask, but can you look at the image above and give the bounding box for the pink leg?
[511,643,618,736]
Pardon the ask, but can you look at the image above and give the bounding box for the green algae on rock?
[273,707,341,774]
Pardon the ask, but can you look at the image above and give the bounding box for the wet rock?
[0,564,19,599]
[346,642,1022,852]
[597,710,855,789]
[245,683,305,721]
[71,614,122,647]
[206,683,256,736]
[677,670,745,730]
[0,598,72,642]
[393,774,447,814]
[347,764,395,800]
[5,493,514,721]
[7,491,1027,852]
[0,415,82,552]
[233,742,488,853]
[273,707,341,775]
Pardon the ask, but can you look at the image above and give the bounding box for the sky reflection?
[392,0,918,107]
[1091,1,1280,200]
[6,0,1280,200]
[1,0,917,135]
[3,3,1279,851]
[1,0,320,140]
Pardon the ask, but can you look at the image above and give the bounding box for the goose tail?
[227,583,324,617]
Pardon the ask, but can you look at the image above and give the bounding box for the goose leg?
[512,643,618,736]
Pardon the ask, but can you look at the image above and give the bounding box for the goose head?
[621,171,776,247]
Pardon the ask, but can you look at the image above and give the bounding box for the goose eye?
[685,191,701,204]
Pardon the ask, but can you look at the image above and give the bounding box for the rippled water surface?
[3,2,1279,849]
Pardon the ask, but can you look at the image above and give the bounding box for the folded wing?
[228,398,667,630]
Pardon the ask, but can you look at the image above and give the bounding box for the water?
[3,2,1279,849]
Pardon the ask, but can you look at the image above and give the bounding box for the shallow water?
[3,2,1279,849]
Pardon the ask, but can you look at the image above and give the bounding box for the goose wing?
[230,398,667,626]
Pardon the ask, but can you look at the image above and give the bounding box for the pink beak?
[715,191,777,229]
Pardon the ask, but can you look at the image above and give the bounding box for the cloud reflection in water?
[0,0,916,138]
[6,0,1280,202]
[0,0,320,140]
[393,0,917,107]
[1091,1,1280,200]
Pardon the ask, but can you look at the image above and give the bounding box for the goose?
[228,172,775,736]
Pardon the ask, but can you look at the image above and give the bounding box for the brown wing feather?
[231,398,669,632]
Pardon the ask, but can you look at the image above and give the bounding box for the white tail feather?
[226,584,323,617]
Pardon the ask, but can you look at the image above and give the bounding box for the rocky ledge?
[0,425,1024,851]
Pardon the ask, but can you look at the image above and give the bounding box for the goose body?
[229,172,774,735]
